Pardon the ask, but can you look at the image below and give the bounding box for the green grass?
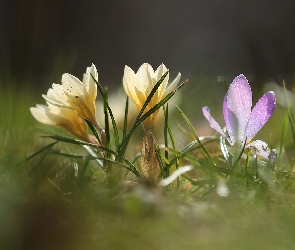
[2,73,295,250]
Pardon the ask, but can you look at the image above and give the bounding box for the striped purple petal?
[244,91,276,142]
[225,74,252,143]
[223,93,236,145]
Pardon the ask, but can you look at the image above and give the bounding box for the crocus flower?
[30,102,98,145]
[202,74,276,160]
[123,63,181,127]
[43,64,99,128]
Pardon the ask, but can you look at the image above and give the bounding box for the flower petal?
[83,64,98,104]
[30,105,56,125]
[155,63,169,96]
[42,87,70,108]
[245,91,276,141]
[223,92,237,145]
[202,106,232,145]
[136,63,154,96]
[226,74,252,142]
[62,73,85,96]
[163,72,181,98]
[30,104,91,143]
[123,65,140,104]
[246,140,277,163]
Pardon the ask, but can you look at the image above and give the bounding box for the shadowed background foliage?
[1,0,295,88]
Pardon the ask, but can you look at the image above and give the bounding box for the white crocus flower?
[30,103,98,145]
[43,64,99,129]
[123,63,181,127]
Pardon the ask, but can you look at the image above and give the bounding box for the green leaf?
[283,81,295,146]
[155,144,166,178]
[49,150,137,175]
[136,92,174,125]
[99,145,141,178]
[220,134,231,169]
[175,105,211,159]
[26,141,58,161]
[86,120,102,145]
[123,96,129,139]
[42,134,98,147]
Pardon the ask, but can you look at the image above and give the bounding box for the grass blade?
[283,81,295,146]
[123,96,129,139]
[26,141,58,161]
[175,105,211,159]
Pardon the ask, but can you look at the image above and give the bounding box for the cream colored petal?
[47,104,78,123]
[47,103,66,116]
[154,63,167,79]
[57,106,79,119]
[60,74,96,123]
[31,104,90,142]
[52,84,72,106]
[30,105,57,125]
[135,63,154,96]
[123,65,140,104]
[162,72,181,98]
[42,88,69,108]
[83,64,98,104]
[155,63,169,96]
[122,63,180,128]
[52,107,90,142]
[62,73,85,96]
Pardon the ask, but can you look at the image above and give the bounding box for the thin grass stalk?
[164,137,216,170]
[123,96,129,139]
[244,151,251,186]
[49,150,137,174]
[102,88,117,179]
[124,153,141,179]
[86,120,102,145]
[107,106,120,150]
[163,103,180,188]
[230,139,247,174]
[163,104,169,179]
[98,145,141,177]
[220,134,231,169]
[155,144,166,178]
[283,81,295,146]
[279,110,289,163]
[175,105,211,159]
[26,141,58,161]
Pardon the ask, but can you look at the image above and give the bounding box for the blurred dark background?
[1,0,295,88]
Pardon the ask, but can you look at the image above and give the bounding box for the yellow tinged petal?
[30,104,91,143]
[122,63,181,127]
[83,64,98,105]
[123,65,140,104]
[136,63,153,96]
[30,105,56,125]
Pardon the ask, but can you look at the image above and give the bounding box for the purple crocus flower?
[202,74,276,161]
